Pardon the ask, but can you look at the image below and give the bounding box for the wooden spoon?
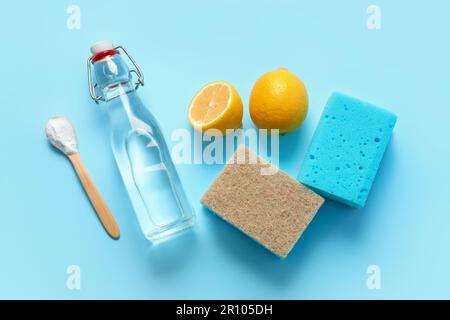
[45,116,120,239]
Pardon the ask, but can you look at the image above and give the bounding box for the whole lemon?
[249,68,308,134]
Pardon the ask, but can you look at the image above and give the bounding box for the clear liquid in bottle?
[88,41,195,242]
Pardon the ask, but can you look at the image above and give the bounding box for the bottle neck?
[92,53,135,102]
[103,82,135,102]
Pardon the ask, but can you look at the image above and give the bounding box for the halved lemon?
[188,81,243,135]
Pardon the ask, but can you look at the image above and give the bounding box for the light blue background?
[0,0,449,299]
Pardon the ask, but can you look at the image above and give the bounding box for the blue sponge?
[298,92,397,208]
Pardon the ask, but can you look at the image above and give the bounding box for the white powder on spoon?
[45,116,79,155]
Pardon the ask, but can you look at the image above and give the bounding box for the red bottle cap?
[90,40,119,62]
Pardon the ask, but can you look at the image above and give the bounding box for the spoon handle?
[68,153,120,239]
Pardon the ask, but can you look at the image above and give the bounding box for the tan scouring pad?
[201,145,324,258]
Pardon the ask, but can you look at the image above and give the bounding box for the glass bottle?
[87,40,195,242]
